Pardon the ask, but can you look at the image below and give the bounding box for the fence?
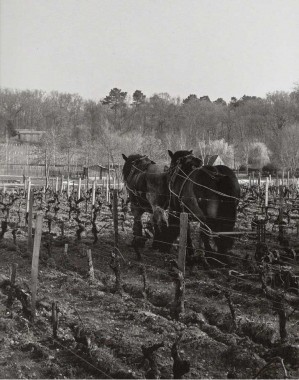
[0,182,298,378]
[0,163,85,177]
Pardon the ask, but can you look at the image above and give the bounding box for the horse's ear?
[122,154,127,161]
[189,150,193,155]
[168,150,174,158]
[151,160,156,164]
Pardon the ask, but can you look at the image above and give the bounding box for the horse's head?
[168,150,203,173]
[122,154,155,182]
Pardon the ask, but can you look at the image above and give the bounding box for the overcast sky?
[0,0,298,102]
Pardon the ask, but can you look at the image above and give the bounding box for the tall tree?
[132,90,146,106]
[101,88,128,130]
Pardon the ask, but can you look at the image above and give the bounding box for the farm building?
[14,129,45,143]
[86,164,113,180]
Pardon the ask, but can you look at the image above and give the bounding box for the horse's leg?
[181,196,219,267]
[131,204,145,248]
[146,191,168,251]
[161,211,180,253]
[152,206,170,251]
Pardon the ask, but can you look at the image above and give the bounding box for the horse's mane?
[122,154,154,181]
[169,150,203,173]
[170,150,193,165]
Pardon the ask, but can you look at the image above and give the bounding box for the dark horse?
[165,150,240,265]
[122,154,169,251]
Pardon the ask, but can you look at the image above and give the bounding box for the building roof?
[16,129,45,135]
[199,155,221,165]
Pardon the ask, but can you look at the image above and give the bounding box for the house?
[85,164,112,180]
[200,155,225,166]
[14,129,45,143]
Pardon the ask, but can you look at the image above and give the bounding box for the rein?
[124,155,152,199]
[169,161,240,202]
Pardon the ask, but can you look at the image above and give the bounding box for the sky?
[0,0,298,102]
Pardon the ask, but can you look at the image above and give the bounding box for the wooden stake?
[172,212,188,319]
[26,178,31,213]
[55,177,59,192]
[87,249,95,282]
[258,172,261,188]
[278,185,284,240]
[52,301,59,339]
[178,212,188,276]
[60,175,64,194]
[106,176,110,203]
[31,212,43,320]
[78,177,81,199]
[265,177,269,208]
[113,189,118,247]
[27,189,34,250]
[66,176,70,197]
[92,181,96,206]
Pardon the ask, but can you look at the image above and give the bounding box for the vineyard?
[0,178,299,379]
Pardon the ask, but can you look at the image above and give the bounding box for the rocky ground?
[0,200,299,379]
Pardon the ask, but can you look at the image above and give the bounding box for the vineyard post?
[278,185,284,240]
[106,175,110,203]
[27,189,34,250]
[78,177,81,199]
[26,177,31,204]
[60,175,64,194]
[113,189,118,247]
[51,301,59,339]
[282,169,285,186]
[110,189,122,293]
[55,177,59,192]
[92,181,96,206]
[269,174,271,185]
[178,212,188,277]
[173,212,188,319]
[87,249,95,282]
[91,181,96,219]
[258,172,261,188]
[249,173,252,187]
[265,177,269,208]
[31,212,43,321]
[86,167,89,191]
[66,176,70,197]
[252,172,255,186]
[287,171,290,188]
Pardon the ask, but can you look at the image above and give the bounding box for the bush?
[262,163,277,175]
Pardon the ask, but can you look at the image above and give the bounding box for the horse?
[165,150,240,266]
[122,154,169,251]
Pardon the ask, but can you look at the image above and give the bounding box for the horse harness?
[169,159,226,203]
[124,155,153,201]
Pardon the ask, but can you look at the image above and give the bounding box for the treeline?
[0,86,298,172]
